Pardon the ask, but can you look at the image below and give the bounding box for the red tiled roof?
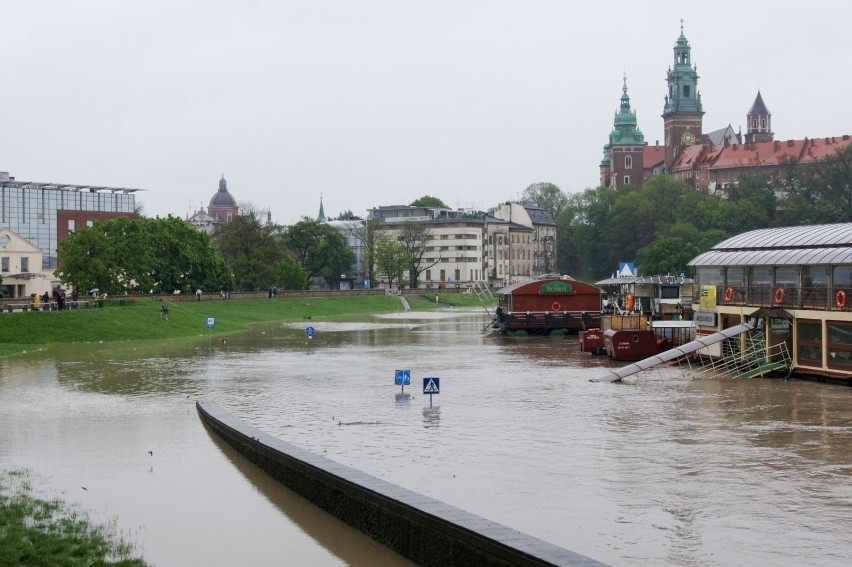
[671,135,851,174]
[643,145,665,167]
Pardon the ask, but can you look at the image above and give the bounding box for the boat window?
[797,320,822,366]
[660,286,680,299]
[803,266,829,286]
[726,266,746,286]
[696,266,723,285]
[833,266,852,288]
[827,322,852,369]
[775,266,797,286]
[749,266,772,285]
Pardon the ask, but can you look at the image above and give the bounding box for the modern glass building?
[0,171,140,269]
[689,223,852,382]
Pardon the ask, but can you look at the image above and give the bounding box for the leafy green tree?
[147,216,231,293]
[636,237,701,277]
[281,218,355,285]
[214,210,284,291]
[334,210,360,220]
[410,195,448,208]
[522,182,569,219]
[812,144,852,221]
[56,216,230,295]
[55,221,115,294]
[278,254,309,290]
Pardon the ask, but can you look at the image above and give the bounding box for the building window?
[86,220,94,228]
[20,257,28,272]
[68,219,76,232]
[625,155,633,169]
[797,320,822,367]
[683,85,690,98]
[1,257,8,272]
[623,175,630,185]
[827,321,852,370]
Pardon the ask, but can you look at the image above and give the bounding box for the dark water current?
[1,310,850,566]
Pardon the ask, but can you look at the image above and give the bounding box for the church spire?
[745,91,773,143]
[317,195,326,223]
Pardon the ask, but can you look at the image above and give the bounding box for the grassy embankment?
[0,291,492,356]
[0,469,146,566]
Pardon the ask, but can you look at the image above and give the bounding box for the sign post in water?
[207,316,215,351]
[422,377,440,407]
[395,369,411,393]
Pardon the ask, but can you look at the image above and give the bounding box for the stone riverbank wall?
[196,400,607,567]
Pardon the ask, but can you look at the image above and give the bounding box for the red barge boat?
[492,276,602,335]
[602,314,696,361]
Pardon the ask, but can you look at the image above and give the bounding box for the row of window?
[698,265,852,288]
[1,256,29,272]
[798,320,852,370]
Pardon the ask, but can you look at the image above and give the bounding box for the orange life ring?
[551,302,561,311]
[774,288,785,305]
[837,290,847,309]
[724,287,734,302]
[625,294,635,311]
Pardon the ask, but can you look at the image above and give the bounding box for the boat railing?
[700,284,852,311]
[504,310,593,330]
[601,313,652,331]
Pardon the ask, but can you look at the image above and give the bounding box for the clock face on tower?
[681,130,696,145]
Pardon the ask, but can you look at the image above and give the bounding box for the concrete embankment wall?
[196,400,607,567]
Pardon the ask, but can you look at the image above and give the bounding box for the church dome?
[209,175,237,207]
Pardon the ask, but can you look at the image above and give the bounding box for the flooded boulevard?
[1,310,851,566]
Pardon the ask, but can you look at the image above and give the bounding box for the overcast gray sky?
[2,1,851,224]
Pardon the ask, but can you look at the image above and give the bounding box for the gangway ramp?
[591,323,756,383]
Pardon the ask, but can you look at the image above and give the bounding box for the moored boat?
[493,275,602,335]
[600,314,696,361]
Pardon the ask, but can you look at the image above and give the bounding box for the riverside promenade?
[196,400,607,567]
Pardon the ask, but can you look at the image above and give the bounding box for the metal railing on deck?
[701,285,851,311]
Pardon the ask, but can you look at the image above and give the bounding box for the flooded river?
[1,310,851,566]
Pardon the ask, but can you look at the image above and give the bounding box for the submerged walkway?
[197,399,607,567]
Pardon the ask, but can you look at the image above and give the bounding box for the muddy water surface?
[1,310,851,566]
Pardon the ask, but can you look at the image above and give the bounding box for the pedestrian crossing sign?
[422,377,440,394]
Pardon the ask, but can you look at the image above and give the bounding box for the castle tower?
[745,91,773,143]
[601,75,646,189]
[662,22,704,170]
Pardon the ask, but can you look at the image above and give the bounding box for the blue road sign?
[206,317,215,329]
[395,369,411,386]
[422,377,440,394]
[305,326,315,337]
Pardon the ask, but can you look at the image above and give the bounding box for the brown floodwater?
[1,310,851,567]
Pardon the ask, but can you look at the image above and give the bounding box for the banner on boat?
[699,285,717,309]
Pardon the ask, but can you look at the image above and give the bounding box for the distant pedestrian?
[196,288,202,301]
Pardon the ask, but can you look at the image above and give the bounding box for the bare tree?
[397,220,438,288]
